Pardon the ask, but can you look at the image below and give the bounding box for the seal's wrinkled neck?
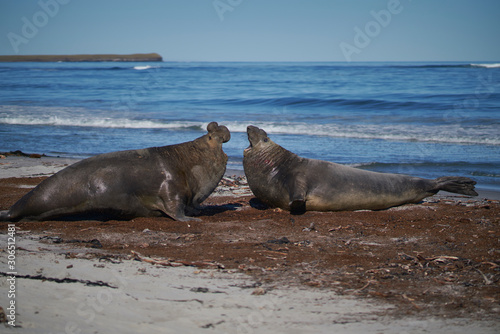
[244,126,299,166]
[246,138,298,172]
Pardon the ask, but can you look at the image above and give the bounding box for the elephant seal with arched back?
[1,122,230,221]
[243,125,477,214]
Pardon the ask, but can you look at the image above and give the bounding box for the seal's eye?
[263,138,269,143]
[209,135,212,140]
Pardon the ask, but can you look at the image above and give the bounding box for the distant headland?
[0,53,163,62]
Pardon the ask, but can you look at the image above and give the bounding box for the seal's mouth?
[245,125,270,155]
[244,125,258,153]
[244,136,253,154]
[246,125,262,143]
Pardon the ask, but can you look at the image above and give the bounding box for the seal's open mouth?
[245,125,262,148]
[244,140,253,154]
[244,126,257,154]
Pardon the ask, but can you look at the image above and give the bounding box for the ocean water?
[0,62,499,191]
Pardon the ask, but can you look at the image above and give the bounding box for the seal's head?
[244,125,271,155]
[206,122,231,147]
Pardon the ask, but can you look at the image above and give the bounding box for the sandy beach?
[1,155,499,333]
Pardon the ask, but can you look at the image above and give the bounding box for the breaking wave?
[0,114,202,130]
[471,63,500,69]
[1,110,498,146]
[133,65,160,70]
[223,121,500,146]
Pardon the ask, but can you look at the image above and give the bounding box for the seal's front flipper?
[174,215,202,222]
[161,207,201,222]
[171,206,202,221]
[170,204,202,222]
[289,199,306,215]
[288,174,307,214]
[181,206,202,221]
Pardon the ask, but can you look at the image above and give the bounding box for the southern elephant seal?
[1,122,230,221]
[243,125,477,213]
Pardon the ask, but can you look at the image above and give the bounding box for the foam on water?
[471,63,500,68]
[133,65,160,70]
[0,114,200,130]
[1,103,499,146]
[2,110,498,146]
[223,121,500,146]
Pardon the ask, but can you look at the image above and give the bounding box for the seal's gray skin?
[1,122,230,222]
[243,126,477,213]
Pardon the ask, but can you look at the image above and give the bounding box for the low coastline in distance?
[0,53,162,62]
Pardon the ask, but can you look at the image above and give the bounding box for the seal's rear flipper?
[434,176,478,196]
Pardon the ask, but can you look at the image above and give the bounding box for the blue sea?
[0,62,499,191]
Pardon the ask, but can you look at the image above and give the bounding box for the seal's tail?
[433,176,478,196]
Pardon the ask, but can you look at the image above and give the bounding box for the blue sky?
[0,0,499,62]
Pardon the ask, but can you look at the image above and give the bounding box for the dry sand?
[0,155,499,333]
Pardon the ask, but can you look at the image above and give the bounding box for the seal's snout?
[247,125,259,133]
[220,125,231,143]
[246,125,268,147]
[207,122,231,143]
[246,125,257,148]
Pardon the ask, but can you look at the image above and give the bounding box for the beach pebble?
[251,287,266,295]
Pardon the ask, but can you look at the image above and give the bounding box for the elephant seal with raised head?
[1,122,230,221]
[243,125,477,213]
